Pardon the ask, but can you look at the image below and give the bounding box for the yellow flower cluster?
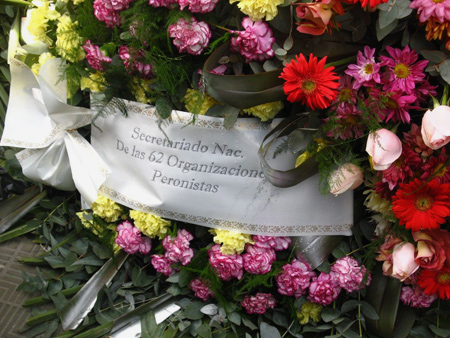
[27,1,60,45]
[242,101,283,122]
[210,229,253,255]
[77,211,120,252]
[31,52,55,75]
[184,89,218,115]
[55,15,85,63]
[91,195,124,222]
[131,78,154,104]
[129,210,171,238]
[81,72,106,93]
[296,301,322,325]
[229,0,284,21]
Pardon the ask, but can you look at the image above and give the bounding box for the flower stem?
[211,24,231,33]
[358,292,362,337]
[442,83,449,106]
[325,56,357,69]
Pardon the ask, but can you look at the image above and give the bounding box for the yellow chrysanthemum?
[31,52,55,75]
[129,210,171,239]
[77,211,120,252]
[80,72,106,93]
[184,88,218,115]
[296,301,322,325]
[242,101,283,122]
[27,1,60,45]
[131,78,154,104]
[55,15,85,62]
[210,229,253,255]
[91,195,124,222]
[229,0,284,21]
[363,188,395,218]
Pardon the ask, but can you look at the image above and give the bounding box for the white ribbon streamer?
[0,58,110,205]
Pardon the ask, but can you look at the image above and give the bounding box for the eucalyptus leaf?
[260,322,282,338]
[156,97,173,119]
[195,323,212,338]
[378,1,399,29]
[184,301,205,320]
[360,301,379,320]
[249,62,264,74]
[200,304,218,316]
[376,18,398,41]
[428,325,450,338]
[421,50,447,64]
[283,35,294,51]
[438,59,450,85]
[321,307,341,322]
[229,311,241,325]
[341,300,359,314]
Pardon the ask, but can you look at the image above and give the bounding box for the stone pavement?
[0,236,44,338]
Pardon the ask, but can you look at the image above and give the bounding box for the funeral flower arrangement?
[2,0,450,335]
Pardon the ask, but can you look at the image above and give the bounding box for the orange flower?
[392,179,450,231]
[279,53,339,110]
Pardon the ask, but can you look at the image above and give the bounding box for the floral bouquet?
[1,0,450,335]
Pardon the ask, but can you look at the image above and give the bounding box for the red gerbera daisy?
[344,0,388,10]
[279,53,340,110]
[391,178,450,231]
[417,267,450,300]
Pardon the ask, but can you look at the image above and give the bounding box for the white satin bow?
[1,58,110,205]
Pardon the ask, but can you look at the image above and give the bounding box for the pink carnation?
[230,17,275,62]
[253,235,291,251]
[93,0,121,28]
[115,221,152,255]
[82,40,112,71]
[169,17,211,55]
[151,254,177,276]
[276,258,316,298]
[148,0,177,7]
[243,245,276,275]
[241,293,276,314]
[308,272,341,306]
[119,46,153,78]
[178,0,219,13]
[331,256,371,292]
[208,244,244,281]
[189,278,215,301]
[162,229,194,266]
[401,286,437,308]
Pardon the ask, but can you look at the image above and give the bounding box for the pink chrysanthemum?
[345,46,381,89]
[252,235,291,251]
[403,123,435,159]
[373,90,418,124]
[276,258,316,298]
[169,17,211,55]
[241,293,276,314]
[119,46,153,78]
[230,17,275,62]
[115,220,152,255]
[308,272,341,306]
[401,285,437,308]
[189,278,215,301]
[330,256,371,293]
[242,245,276,274]
[208,244,244,281]
[380,46,428,95]
[382,144,421,190]
[178,0,219,13]
[410,0,450,23]
[82,40,112,71]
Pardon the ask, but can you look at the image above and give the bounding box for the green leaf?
[376,18,398,41]
[341,300,359,314]
[378,1,399,29]
[360,301,379,320]
[332,241,350,259]
[429,325,450,338]
[47,280,63,296]
[72,255,105,267]
[0,222,41,243]
[438,60,450,85]
[260,322,282,338]
[44,255,66,269]
[242,316,258,330]
[200,304,218,316]
[196,323,212,338]
[228,311,241,325]
[322,307,341,323]
[272,310,288,327]
[421,50,447,64]
[156,97,173,119]
[184,301,205,320]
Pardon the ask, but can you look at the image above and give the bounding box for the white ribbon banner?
[0,59,110,205]
[92,100,353,236]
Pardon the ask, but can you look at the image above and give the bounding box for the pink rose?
[169,17,211,55]
[208,244,244,281]
[115,221,152,255]
[328,163,364,196]
[366,129,402,171]
[421,105,450,150]
[241,293,276,314]
[230,17,275,62]
[308,272,341,306]
[391,242,420,281]
[178,0,219,13]
[243,245,276,274]
[189,278,215,301]
[151,254,177,276]
[376,235,403,276]
[295,0,334,36]
[253,235,292,251]
[276,258,316,298]
[413,230,450,271]
[331,256,371,292]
